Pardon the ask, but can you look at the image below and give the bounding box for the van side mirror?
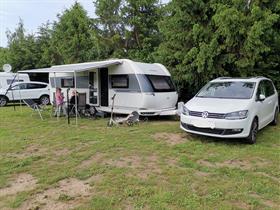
[258,94,265,101]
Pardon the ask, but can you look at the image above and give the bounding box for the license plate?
[192,119,215,129]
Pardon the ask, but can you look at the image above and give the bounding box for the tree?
[122,0,162,62]
[51,2,96,64]
[6,19,39,71]
[35,22,54,68]
[93,0,163,61]
[0,47,9,71]
[93,0,126,58]
[156,0,280,99]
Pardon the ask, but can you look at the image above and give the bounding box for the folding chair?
[77,93,86,116]
[23,99,44,120]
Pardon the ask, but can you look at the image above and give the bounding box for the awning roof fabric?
[19,60,122,73]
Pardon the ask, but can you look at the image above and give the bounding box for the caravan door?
[89,71,99,105]
[100,68,109,107]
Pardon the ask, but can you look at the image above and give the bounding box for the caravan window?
[146,75,175,92]
[111,75,129,88]
[61,78,74,88]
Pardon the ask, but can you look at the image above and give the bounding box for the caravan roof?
[18,59,170,76]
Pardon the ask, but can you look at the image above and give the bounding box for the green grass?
[0,106,279,209]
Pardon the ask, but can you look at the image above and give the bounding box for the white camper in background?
[0,72,30,89]
[20,59,178,116]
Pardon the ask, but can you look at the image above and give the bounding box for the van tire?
[271,107,278,126]
[0,96,8,107]
[40,95,50,105]
[246,118,258,144]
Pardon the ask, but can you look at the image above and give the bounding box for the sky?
[0,0,169,48]
[0,0,96,47]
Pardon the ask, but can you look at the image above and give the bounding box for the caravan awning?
[19,60,122,73]
[18,67,52,73]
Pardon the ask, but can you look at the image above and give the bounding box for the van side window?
[264,80,275,97]
[256,81,266,98]
[111,75,129,88]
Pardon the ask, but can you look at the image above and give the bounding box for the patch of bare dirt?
[165,158,179,167]
[0,173,37,197]
[84,174,103,185]
[54,148,71,157]
[194,171,211,177]
[230,200,251,209]
[19,178,91,210]
[217,160,252,170]
[122,199,134,210]
[104,155,142,168]
[79,153,163,180]
[25,144,48,155]
[78,153,104,168]
[197,160,216,168]
[197,158,270,170]
[121,155,162,179]
[153,132,189,145]
[255,172,280,183]
[80,125,90,129]
[4,144,48,159]
[250,193,279,208]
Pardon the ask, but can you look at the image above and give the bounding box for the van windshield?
[146,75,175,92]
[196,81,256,99]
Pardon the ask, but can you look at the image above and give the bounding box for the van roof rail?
[251,76,265,79]
[216,77,232,79]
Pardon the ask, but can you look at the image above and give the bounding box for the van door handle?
[268,101,272,104]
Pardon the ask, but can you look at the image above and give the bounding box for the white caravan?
[0,72,30,89]
[20,59,178,116]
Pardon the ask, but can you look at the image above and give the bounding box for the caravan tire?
[0,96,8,107]
[40,95,50,105]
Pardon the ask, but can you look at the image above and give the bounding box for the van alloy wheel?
[246,119,258,144]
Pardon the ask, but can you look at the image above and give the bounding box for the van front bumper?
[139,107,177,116]
[180,114,251,138]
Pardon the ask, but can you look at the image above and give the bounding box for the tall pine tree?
[52,2,96,64]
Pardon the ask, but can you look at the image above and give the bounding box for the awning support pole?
[74,71,78,127]
[54,72,59,121]
[17,73,22,112]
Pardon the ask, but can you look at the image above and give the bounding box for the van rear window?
[146,75,175,92]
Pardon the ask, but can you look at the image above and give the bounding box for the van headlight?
[182,106,189,116]
[225,110,248,120]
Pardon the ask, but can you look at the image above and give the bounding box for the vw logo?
[202,111,208,118]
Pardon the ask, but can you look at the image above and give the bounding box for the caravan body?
[23,59,178,116]
[0,72,30,89]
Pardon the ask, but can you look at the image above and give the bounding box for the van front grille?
[189,111,226,119]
